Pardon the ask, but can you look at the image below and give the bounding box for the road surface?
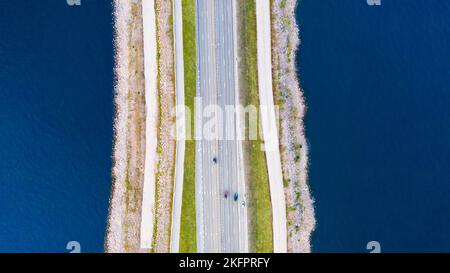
[140,0,158,249]
[255,0,287,252]
[170,0,186,253]
[195,0,249,253]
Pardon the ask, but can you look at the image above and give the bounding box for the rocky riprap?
[271,0,316,253]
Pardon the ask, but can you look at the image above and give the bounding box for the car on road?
[224,191,229,199]
[241,200,246,208]
[213,157,217,164]
[234,192,238,202]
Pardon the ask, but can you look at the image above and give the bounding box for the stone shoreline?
[105,0,175,253]
[271,0,316,252]
[106,0,148,253]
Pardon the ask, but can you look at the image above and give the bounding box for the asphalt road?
[170,0,186,253]
[255,0,287,252]
[196,0,249,253]
[140,0,158,249]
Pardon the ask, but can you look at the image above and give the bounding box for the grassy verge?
[151,0,162,252]
[238,0,273,252]
[179,0,197,253]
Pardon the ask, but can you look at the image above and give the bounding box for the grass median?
[179,0,197,253]
[238,0,274,253]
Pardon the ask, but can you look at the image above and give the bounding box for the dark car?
[213,157,217,163]
[224,191,229,199]
[234,192,238,201]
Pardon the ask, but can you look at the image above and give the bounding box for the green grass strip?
[179,0,197,253]
[238,0,274,253]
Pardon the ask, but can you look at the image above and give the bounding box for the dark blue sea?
[0,0,113,252]
[298,0,450,252]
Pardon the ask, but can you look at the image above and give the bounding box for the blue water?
[297,0,450,252]
[0,0,113,252]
